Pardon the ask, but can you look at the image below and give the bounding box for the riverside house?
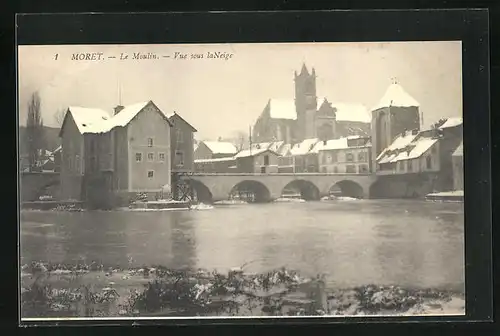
[169,112,197,174]
[59,100,174,208]
[317,136,372,174]
[194,140,238,160]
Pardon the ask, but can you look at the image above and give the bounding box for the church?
[252,64,371,145]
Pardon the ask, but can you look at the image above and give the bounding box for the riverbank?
[20,262,465,318]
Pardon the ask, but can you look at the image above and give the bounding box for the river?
[20,199,464,291]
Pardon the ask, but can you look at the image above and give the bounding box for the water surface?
[20,199,465,291]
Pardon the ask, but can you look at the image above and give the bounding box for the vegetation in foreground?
[20,261,465,318]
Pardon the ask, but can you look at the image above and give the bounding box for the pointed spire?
[300,63,309,75]
[312,67,316,76]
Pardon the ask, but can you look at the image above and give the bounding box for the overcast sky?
[17,41,462,140]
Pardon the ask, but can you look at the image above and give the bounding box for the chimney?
[323,140,327,145]
[114,105,124,115]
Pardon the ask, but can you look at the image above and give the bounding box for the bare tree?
[54,108,67,126]
[25,91,45,172]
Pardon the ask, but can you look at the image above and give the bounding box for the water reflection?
[20,200,464,289]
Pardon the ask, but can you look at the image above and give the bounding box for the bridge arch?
[368,179,388,199]
[282,179,320,201]
[329,180,365,199]
[189,179,214,203]
[229,180,271,203]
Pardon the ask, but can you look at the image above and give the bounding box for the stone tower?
[371,79,421,169]
[294,63,318,141]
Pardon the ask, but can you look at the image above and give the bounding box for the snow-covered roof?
[268,141,284,152]
[371,83,420,112]
[250,142,271,151]
[388,132,418,151]
[268,99,296,120]
[234,147,278,158]
[453,141,463,156]
[386,137,438,163]
[439,117,463,129]
[290,138,319,156]
[405,138,438,160]
[331,103,371,123]
[66,101,170,135]
[109,101,150,128]
[194,157,236,163]
[376,131,418,161]
[378,153,397,164]
[277,143,292,156]
[393,138,438,162]
[67,106,112,134]
[202,141,238,155]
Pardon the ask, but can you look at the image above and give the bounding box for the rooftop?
[331,102,371,123]
[201,141,239,155]
[65,101,173,135]
[194,157,236,163]
[439,117,463,129]
[268,99,297,120]
[371,83,420,112]
[234,147,278,158]
[290,138,319,156]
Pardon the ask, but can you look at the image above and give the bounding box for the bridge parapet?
[182,173,377,202]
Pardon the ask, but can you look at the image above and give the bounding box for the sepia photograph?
[18,41,465,320]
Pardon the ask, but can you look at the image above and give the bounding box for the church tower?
[294,63,318,141]
[371,79,421,169]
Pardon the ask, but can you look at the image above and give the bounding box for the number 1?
[54,54,58,60]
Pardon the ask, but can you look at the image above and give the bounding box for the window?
[147,138,154,147]
[176,130,183,143]
[326,154,332,164]
[426,156,432,169]
[147,152,154,162]
[175,151,184,167]
[264,155,269,166]
[358,152,366,162]
[359,164,369,173]
[158,152,166,162]
[346,165,356,173]
[334,166,339,173]
[321,167,327,173]
[136,153,142,162]
[147,170,154,178]
[407,160,413,171]
[346,152,354,162]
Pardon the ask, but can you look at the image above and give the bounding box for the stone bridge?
[181,173,377,203]
[20,171,60,202]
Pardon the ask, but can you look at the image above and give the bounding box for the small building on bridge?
[194,140,238,160]
[318,135,372,174]
[234,147,280,174]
